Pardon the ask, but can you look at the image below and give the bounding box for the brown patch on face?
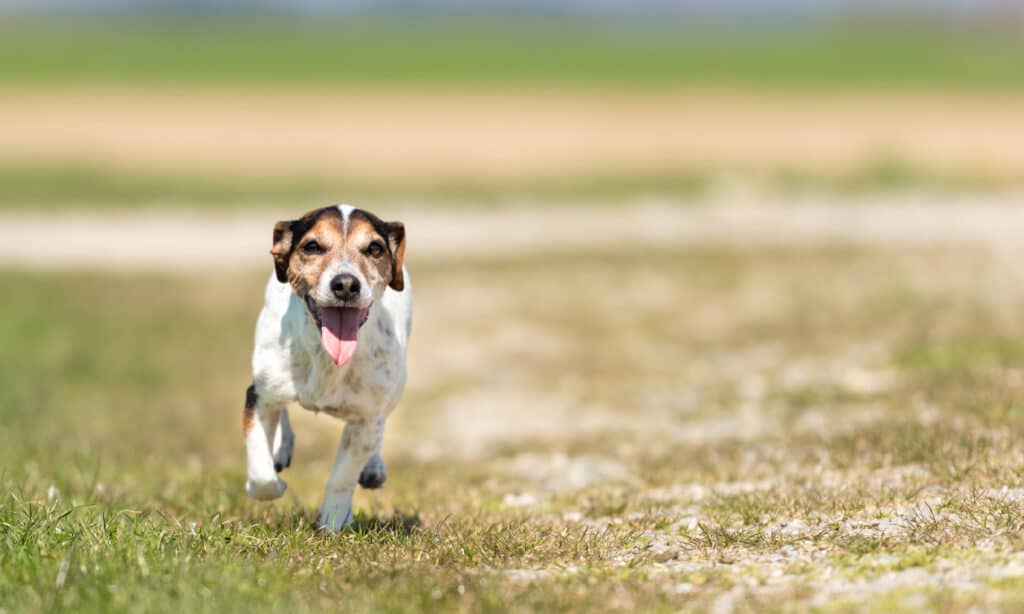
[270,206,406,298]
[348,209,406,292]
[270,207,345,295]
[243,384,258,435]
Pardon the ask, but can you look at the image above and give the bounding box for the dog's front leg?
[243,384,288,501]
[317,419,382,531]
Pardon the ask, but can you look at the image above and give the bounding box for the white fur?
[244,205,412,531]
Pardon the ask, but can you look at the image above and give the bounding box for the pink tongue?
[319,307,363,366]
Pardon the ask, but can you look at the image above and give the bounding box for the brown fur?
[270,206,406,295]
[243,384,258,435]
[284,213,346,296]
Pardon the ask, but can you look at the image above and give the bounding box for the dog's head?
[270,205,406,366]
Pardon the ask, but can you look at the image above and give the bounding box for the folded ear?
[270,220,295,283]
[387,221,406,291]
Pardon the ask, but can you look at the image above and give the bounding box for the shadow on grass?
[257,508,422,536]
[348,510,422,536]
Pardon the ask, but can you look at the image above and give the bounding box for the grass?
[6,244,1024,610]
[1,498,648,612]
[0,157,1013,211]
[1,19,1024,90]
[0,162,710,210]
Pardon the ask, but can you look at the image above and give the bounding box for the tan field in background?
[4,88,1024,181]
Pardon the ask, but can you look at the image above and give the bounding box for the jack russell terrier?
[243,205,411,531]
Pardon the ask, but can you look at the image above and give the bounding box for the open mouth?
[305,295,370,367]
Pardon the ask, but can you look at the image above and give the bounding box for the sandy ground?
[4,193,1024,271]
[4,89,1024,180]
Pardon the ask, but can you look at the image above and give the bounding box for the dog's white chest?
[296,349,404,421]
[251,268,412,424]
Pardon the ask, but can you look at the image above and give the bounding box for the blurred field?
[7,236,1024,611]
[3,20,1024,209]
[4,90,1024,210]
[3,20,1023,89]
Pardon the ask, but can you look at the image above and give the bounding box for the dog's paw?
[246,477,287,501]
[358,455,387,489]
[317,502,354,532]
[273,445,293,473]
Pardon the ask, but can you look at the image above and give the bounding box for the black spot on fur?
[376,317,394,339]
[245,384,258,409]
[349,208,394,243]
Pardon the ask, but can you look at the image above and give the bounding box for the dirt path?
[4,194,1024,271]
[5,90,1024,180]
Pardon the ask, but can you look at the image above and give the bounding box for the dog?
[242,204,411,531]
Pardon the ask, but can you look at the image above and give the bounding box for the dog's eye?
[301,240,323,254]
[366,241,385,258]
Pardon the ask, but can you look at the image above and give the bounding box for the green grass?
[7,245,1024,610]
[0,157,1012,210]
[0,162,710,210]
[1,19,1023,89]
[1,496,654,612]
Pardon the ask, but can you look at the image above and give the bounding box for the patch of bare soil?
[4,89,1024,180]
[4,195,1024,271]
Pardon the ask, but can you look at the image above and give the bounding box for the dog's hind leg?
[317,419,383,531]
[243,384,288,501]
[358,417,387,489]
[272,408,294,473]
[358,451,386,489]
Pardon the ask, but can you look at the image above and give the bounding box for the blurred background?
[1,0,1023,208]
[6,2,1024,610]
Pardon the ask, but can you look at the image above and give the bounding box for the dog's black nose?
[330,273,361,300]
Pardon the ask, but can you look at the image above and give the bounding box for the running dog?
[242,204,411,531]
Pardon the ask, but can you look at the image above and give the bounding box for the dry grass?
[5,90,1024,184]
[5,243,1024,611]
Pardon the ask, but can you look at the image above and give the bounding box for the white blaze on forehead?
[323,204,357,281]
[334,204,356,235]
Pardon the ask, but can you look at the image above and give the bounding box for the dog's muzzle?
[305,295,370,367]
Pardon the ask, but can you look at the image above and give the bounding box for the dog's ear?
[270,220,295,283]
[387,221,406,291]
